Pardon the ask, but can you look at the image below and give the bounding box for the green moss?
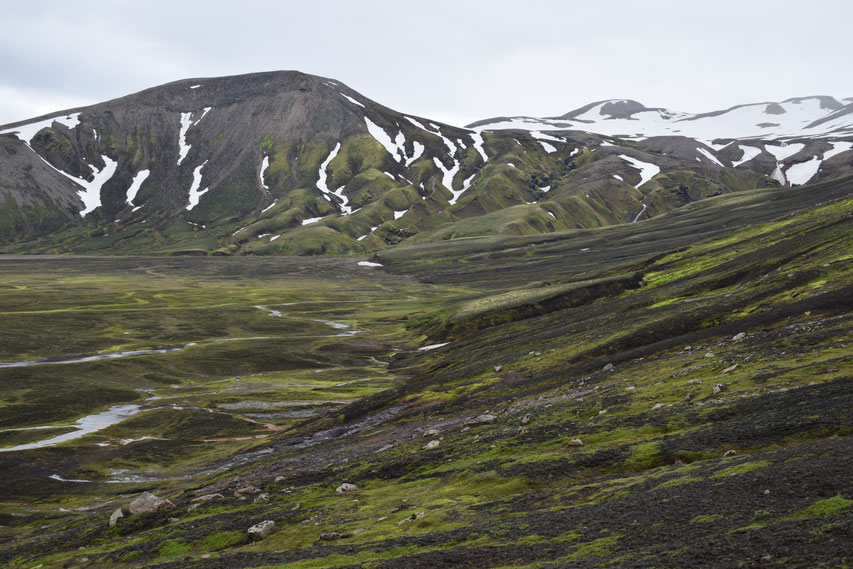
[197,530,247,551]
[805,494,853,517]
[690,514,723,524]
[158,540,189,558]
[711,460,772,478]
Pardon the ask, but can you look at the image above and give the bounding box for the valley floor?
[0,177,851,568]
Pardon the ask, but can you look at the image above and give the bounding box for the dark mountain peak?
[556,99,657,121]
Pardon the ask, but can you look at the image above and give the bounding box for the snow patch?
[785,156,822,186]
[393,209,407,220]
[365,117,405,162]
[470,131,488,162]
[697,147,724,167]
[0,112,81,144]
[764,143,805,161]
[405,141,425,167]
[177,112,193,165]
[270,235,280,242]
[613,175,623,181]
[317,143,341,194]
[358,261,383,267]
[125,169,150,205]
[619,155,660,188]
[75,156,118,216]
[340,93,365,108]
[404,116,427,130]
[301,216,324,225]
[538,140,557,153]
[823,141,853,160]
[186,160,209,210]
[190,84,201,89]
[260,156,270,190]
[732,145,762,167]
[261,201,277,214]
[418,342,449,351]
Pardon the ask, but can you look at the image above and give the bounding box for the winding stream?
[0,305,361,453]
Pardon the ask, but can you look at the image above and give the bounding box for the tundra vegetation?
[0,174,850,568]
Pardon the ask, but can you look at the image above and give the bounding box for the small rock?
[566,438,584,447]
[320,532,346,541]
[398,511,426,525]
[191,493,225,503]
[274,475,286,483]
[764,489,770,495]
[253,493,270,505]
[602,363,614,372]
[682,393,694,402]
[683,345,692,351]
[723,450,738,457]
[732,332,746,342]
[705,352,715,358]
[109,508,123,527]
[652,403,664,410]
[168,517,180,524]
[686,379,702,385]
[520,414,532,425]
[247,520,276,541]
[336,483,358,494]
[128,492,174,515]
[494,365,502,372]
[423,439,440,450]
[720,364,738,374]
[234,486,257,498]
[625,386,635,391]
[598,409,607,415]
[464,414,497,426]
[713,383,727,394]
[424,428,440,436]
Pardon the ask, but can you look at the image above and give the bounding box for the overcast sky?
[2,0,851,127]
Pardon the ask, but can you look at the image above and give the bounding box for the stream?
[0,305,361,453]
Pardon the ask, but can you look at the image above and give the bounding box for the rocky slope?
[0,172,849,569]
[5,73,848,255]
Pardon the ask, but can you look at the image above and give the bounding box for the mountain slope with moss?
[5,72,848,256]
[0,171,850,568]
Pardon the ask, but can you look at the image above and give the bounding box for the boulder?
[520,414,532,425]
[464,414,497,426]
[336,483,358,493]
[247,520,275,541]
[109,508,124,527]
[423,439,440,450]
[566,438,584,447]
[732,332,746,342]
[720,364,738,374]
[713,383,728,394]
[128,492,174,515]
[494,365,502,372]
[191,493,224,503]
[686,379,702,385]
[234,486,256,498]
[253,493,270,505]
[602,363,614,372]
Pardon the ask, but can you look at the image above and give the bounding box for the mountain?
[0,74,851,256]
[470,96,853,187]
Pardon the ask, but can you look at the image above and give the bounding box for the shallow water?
[0,404,142,452]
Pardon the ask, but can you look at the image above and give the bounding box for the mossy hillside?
[0,177,851,568]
